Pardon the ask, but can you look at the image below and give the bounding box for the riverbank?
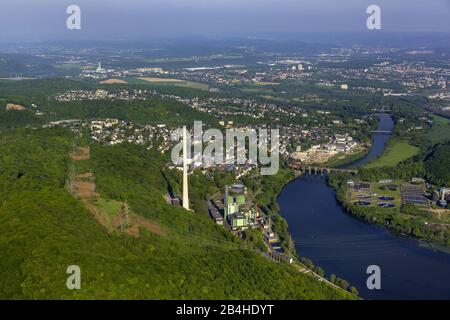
[261,168,362,295]
[264,115,392,296]
[324,145,371,168]
[363,137,419,169]
[240,165,360,296]
[328,173,450,246]
[277,113,450,299]
[278,173,450,299]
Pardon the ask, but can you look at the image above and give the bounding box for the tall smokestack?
[182,126,190,211]
[224,186,229,221]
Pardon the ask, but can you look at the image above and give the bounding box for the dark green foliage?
[300,258,315,270]
[0,78,88,106]
[314,267,325,277]
[335,278,350,291]
[241,169,295,252]
[329,274,337,284]
[0,53,57,77]
[0,109,44,130]
[401,204,421,216]
[424,143,450,187]
[358,161,425,182]
[0,128,71,203]
[45,98,215,126]
[328,174,450,245]
[0,78,215,128]
[0,129,352,299]
[350,286,359,295]
[243,228,268,252]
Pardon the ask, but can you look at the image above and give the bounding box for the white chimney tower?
[182,126,190,211]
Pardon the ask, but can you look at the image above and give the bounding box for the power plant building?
[223,184,258,230]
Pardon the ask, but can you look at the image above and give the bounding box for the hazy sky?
[0,0,449,41]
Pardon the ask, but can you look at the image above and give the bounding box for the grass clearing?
[431,114,450,126]
[371,181,401,198]
[324,145,368,168]
[424,115,450,145]
[365,140,419,168]
[94,198,122,216]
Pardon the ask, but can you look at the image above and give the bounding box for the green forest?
[2,76,447,300]
[424,142,450,187]
[0,128,352,299]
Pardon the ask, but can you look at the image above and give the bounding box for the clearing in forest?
[68,145,166,237]
[100,78,128,84]
[365,140,419,168]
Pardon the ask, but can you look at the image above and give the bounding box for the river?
[278,114,450,299]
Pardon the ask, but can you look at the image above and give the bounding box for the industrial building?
[223,184,259,230]
[437,187,450,208]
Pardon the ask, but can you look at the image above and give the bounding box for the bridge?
[289,163,358,175]
[371,130,392,134]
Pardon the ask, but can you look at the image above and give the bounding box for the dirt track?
[70,146,90,161]
[70,145,166,238]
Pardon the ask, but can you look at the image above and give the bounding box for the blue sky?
[0,0,449,41]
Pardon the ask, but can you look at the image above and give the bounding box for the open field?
[91,198,167,237]
[425,115,450,145]
[136,77,209,91]
[95,198,122,216]
[5,103,25,111]
[371,181,401,200]
[70,145,166,237]
[70,146,90,161]
[100,78,128,84]
[431,114,450,125]
[324,145,369,168]
[260,95,286,102]
[73,181,97,198]
[365,140,419,168]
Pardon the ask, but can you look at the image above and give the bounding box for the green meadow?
[365,139,419,168]
[425,115,450,145]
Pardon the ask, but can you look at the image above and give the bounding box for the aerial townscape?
[0,0,449,307]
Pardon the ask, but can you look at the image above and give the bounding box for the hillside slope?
[0,128,353,299]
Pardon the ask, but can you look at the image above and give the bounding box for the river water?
[278,114,450,299]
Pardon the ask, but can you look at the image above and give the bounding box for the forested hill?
[0,128,352,299]
[0,78,215,127]
[425,142,450,187]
